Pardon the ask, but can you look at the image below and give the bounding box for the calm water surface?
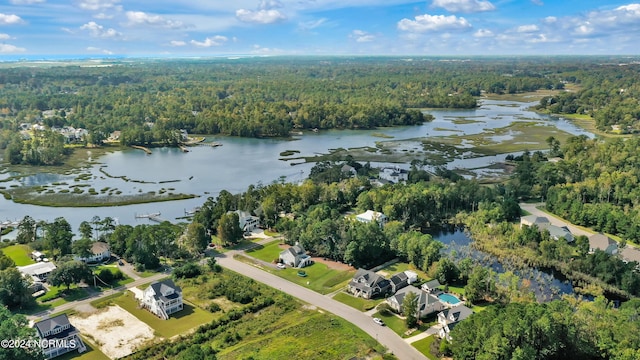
[0,100,594,234]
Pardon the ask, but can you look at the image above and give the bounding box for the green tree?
[217,212,242,245]
[48,260,92,290]
[0,306,44,360]
[0,268,34,309]
[434,258,460,285]
[16,215,36,244]
[181,221,209,256]
[44,217,73,260]
[402,291,419,328]
[78,221,93,240]
[72,238,93,259]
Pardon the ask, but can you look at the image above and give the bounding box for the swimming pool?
[438,293,462,305]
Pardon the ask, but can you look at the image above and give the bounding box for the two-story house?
[347,268,391,299]
[140,279,184,320]
[279,243,313,268]
[437,304,473,342]
[34,314,86,359]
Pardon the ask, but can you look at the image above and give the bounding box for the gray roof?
[349,268,390,292]
[149,279,181,302]
[35,314,75,339]
[388,286,440,310]
[589,234,616,252]
[17,262,57,276]
[546,225,574,242]
[520,215,550,226]
[280,244,306,257]
[389,272,408,286]
[621,247,640,264]
[442,304,473,323]
[423,279,441,289]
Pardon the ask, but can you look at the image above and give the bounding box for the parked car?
[118,260,124,266]
[276,263,286,269]
[373,318,385,326]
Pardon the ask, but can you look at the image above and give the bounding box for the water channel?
[0,99,593,237]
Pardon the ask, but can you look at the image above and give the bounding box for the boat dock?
[135,212,166,223]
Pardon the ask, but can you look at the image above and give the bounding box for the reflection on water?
[431,228,574,302]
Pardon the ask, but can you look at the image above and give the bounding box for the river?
[0,99,593,236]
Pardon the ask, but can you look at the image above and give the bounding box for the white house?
[356,210,388,226]
[279,243,313,268]
[34,314,86,359]
[234,210,260,232]
[421,279,441,293]
[17,262,57,282]
[141,279,183,320]
[379,167,408,183]
[437,304,473,342]
[74,242,111,263]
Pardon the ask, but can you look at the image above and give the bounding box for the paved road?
[520,203,592,237]
[28,272,169,321]
[216,250,428,360]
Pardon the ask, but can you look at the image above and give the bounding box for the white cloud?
[190,35,228,47]
[125,11,185,29]
[543,16,557,23]
[0,43,26,53]
[77,0,121,12]
[531,0,543,5]
[397,14,471,32]
[473,29,493,37]
[0,33,11,40]
[350,29,375,42]
[236,9,286,24]
[169,40,186,46]
[298,18,327,31]
[94,13,113,20]
[0,13,24,25]
[517,24,539,33]
[432,0,495,13]
[9,0,45,4]
[80,21,122,38]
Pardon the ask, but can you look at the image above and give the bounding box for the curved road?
[216,250,427,360]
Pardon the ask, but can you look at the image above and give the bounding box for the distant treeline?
[0,57,573,140]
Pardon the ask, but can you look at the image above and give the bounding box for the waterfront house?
[588,233,618,254]
[347,268,391,299]
[379,167,408,183]
[233,210,260,232]
[34,314,86,359]
[141,279,183,320]
[74,242,111,263]
[279,243,313,268]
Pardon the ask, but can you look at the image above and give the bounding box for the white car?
[373,318,385,326]
[276,263,286,269]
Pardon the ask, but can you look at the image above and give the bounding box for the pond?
[0,99,594,236]
[431,227,575,302]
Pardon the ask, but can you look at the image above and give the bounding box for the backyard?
[1,244,35,266]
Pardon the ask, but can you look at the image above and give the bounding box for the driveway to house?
[519,203,593,237]
[215,250,428,360]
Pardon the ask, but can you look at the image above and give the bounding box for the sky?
[1,0,639,58]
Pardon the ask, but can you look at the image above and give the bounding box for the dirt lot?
[71,305,156,359]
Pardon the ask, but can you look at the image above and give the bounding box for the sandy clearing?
[71,305,157,359]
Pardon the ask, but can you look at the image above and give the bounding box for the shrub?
[174,263,202,279]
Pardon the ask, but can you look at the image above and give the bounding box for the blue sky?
[1,0,639,57]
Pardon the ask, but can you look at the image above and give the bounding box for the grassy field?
[55,336,110,360]
[411,336,438,360]
[110,292,216,338]
[245,240,282,263]
[377,261,429,280]
[239,249,355,294]
[2,244,35,266]
[332,291,382,311]
[372,311,438,339]
[217,311,387,360]
[92,264,134,287]
[39,286,89,306]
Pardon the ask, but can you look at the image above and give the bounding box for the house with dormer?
[279,243,313,268]
[438,304,473,342]
[347,268,391,299]
[141,279,183,320]
[34,314,86,359]
[386,285,445,318]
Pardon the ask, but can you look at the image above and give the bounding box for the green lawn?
[2,244,35,266]
[39,285,89,306]
[439,284,465,297]
[55,336,109,360]
[275,263,354,294]
[411,336,438,360]
[372,311,437,339]
[333,291,382,311]
[91,265,134,287]
[112,292,216,338]
[377,261,429,281]
[245,240,282,263]
[263,229,280,237]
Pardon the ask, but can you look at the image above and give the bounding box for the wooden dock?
[131,145,152,154]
